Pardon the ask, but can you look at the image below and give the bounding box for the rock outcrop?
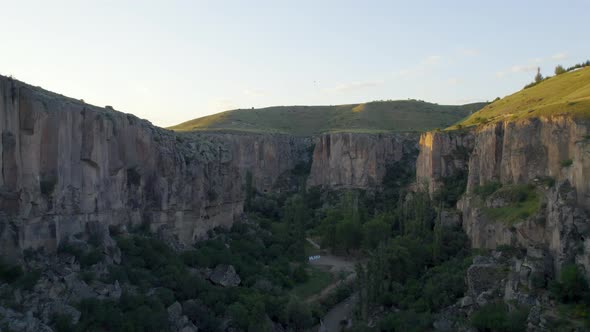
[415,130,474,194]
[0,76,424,261]
[464,117,590,207]
[416,116,590,277]
[308,132,418,189]
[0,76,313,261]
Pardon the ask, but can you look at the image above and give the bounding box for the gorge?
[0,66,590,331]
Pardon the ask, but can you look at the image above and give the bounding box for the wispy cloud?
[395,55,444,77]
[496,65,538,78]
[458,48,480,57]
[422,55,442,65]
[496,52,569,78]
[325,80,384,93]
[551,52,568,60]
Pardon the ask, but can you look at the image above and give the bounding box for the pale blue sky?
[0,0,588,127]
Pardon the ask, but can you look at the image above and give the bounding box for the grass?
[451,67,590,129]
[481,184,541,224]
[291,266,334,299]
[168,100,486,135]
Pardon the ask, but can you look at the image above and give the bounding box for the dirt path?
[306,237,321,249]
[306,253,357,303]
[318,293,359,332]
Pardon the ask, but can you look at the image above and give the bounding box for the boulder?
[209,265,241,287]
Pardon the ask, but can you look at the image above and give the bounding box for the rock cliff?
[416,116,590,276]
[0,76,314,260]
[308,132,418,189]
[0,76,423,260]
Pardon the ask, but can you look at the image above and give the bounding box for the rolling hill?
[169,100,486,136]
[453,66,590,129]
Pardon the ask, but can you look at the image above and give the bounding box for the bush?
[378,310,432,332]
[470,303,529,332]
[482,184,540,223]
[550,264,589,303]
[555,65,566,75]
[0,260,24,283]
[51,313,74,332]
[0,260,41,291]
[433,170,468,207]
[40,176,57,195]
[127,167,141,186]
[473,181,502,199]
[560,159,573,168]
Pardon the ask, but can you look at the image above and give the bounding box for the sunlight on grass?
[451,67,590,129]
[481,184,541,225]
[168,101,485,135]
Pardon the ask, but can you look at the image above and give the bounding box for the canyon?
[1,73,589,283]
[0,76,418,262]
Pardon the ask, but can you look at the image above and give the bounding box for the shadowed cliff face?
[0,77,315,259]
[416,117,590,276]
[308,132,418,189]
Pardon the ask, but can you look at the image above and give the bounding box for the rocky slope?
[416,116,590,277]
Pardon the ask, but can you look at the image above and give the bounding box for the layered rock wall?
[0,76,313,259]
[307,132,418,189]
[416,116,590,276]
[0,76,422,260]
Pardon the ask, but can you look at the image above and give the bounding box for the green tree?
[555,64,566,75]
[550,264,589,303]
[534,67,543,83]
[284,297,313,330]
[363,215,391,249]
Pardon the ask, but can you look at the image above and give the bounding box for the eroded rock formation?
[0,76,421,261]
[308,132,418,189]
[416,117,590,277]
[0,76,314,260]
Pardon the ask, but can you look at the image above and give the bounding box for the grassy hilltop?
[169,100,486,136]
[453,66,590,129]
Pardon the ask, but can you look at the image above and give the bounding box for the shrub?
[560,159,573,167]
[127,167,141,186]
[292,265,308,283]
[378,310,432,332]
[550,264,589,303]
[433,170,468,207]
[0,260,23,283]
[473,181,502,199]
[482,184,540,223]
[40,176,57,195]
[51,313,74,332]
[555,65,567,75]
[470,303,529,332]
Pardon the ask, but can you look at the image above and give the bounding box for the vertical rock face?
[416,116,590,276]
[0,75,424,260]
[415,130,474,194]
[307,132,418,189]
[465,117,590,207]
[0,76,312,259]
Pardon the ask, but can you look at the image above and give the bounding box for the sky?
[0,0,588,127]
